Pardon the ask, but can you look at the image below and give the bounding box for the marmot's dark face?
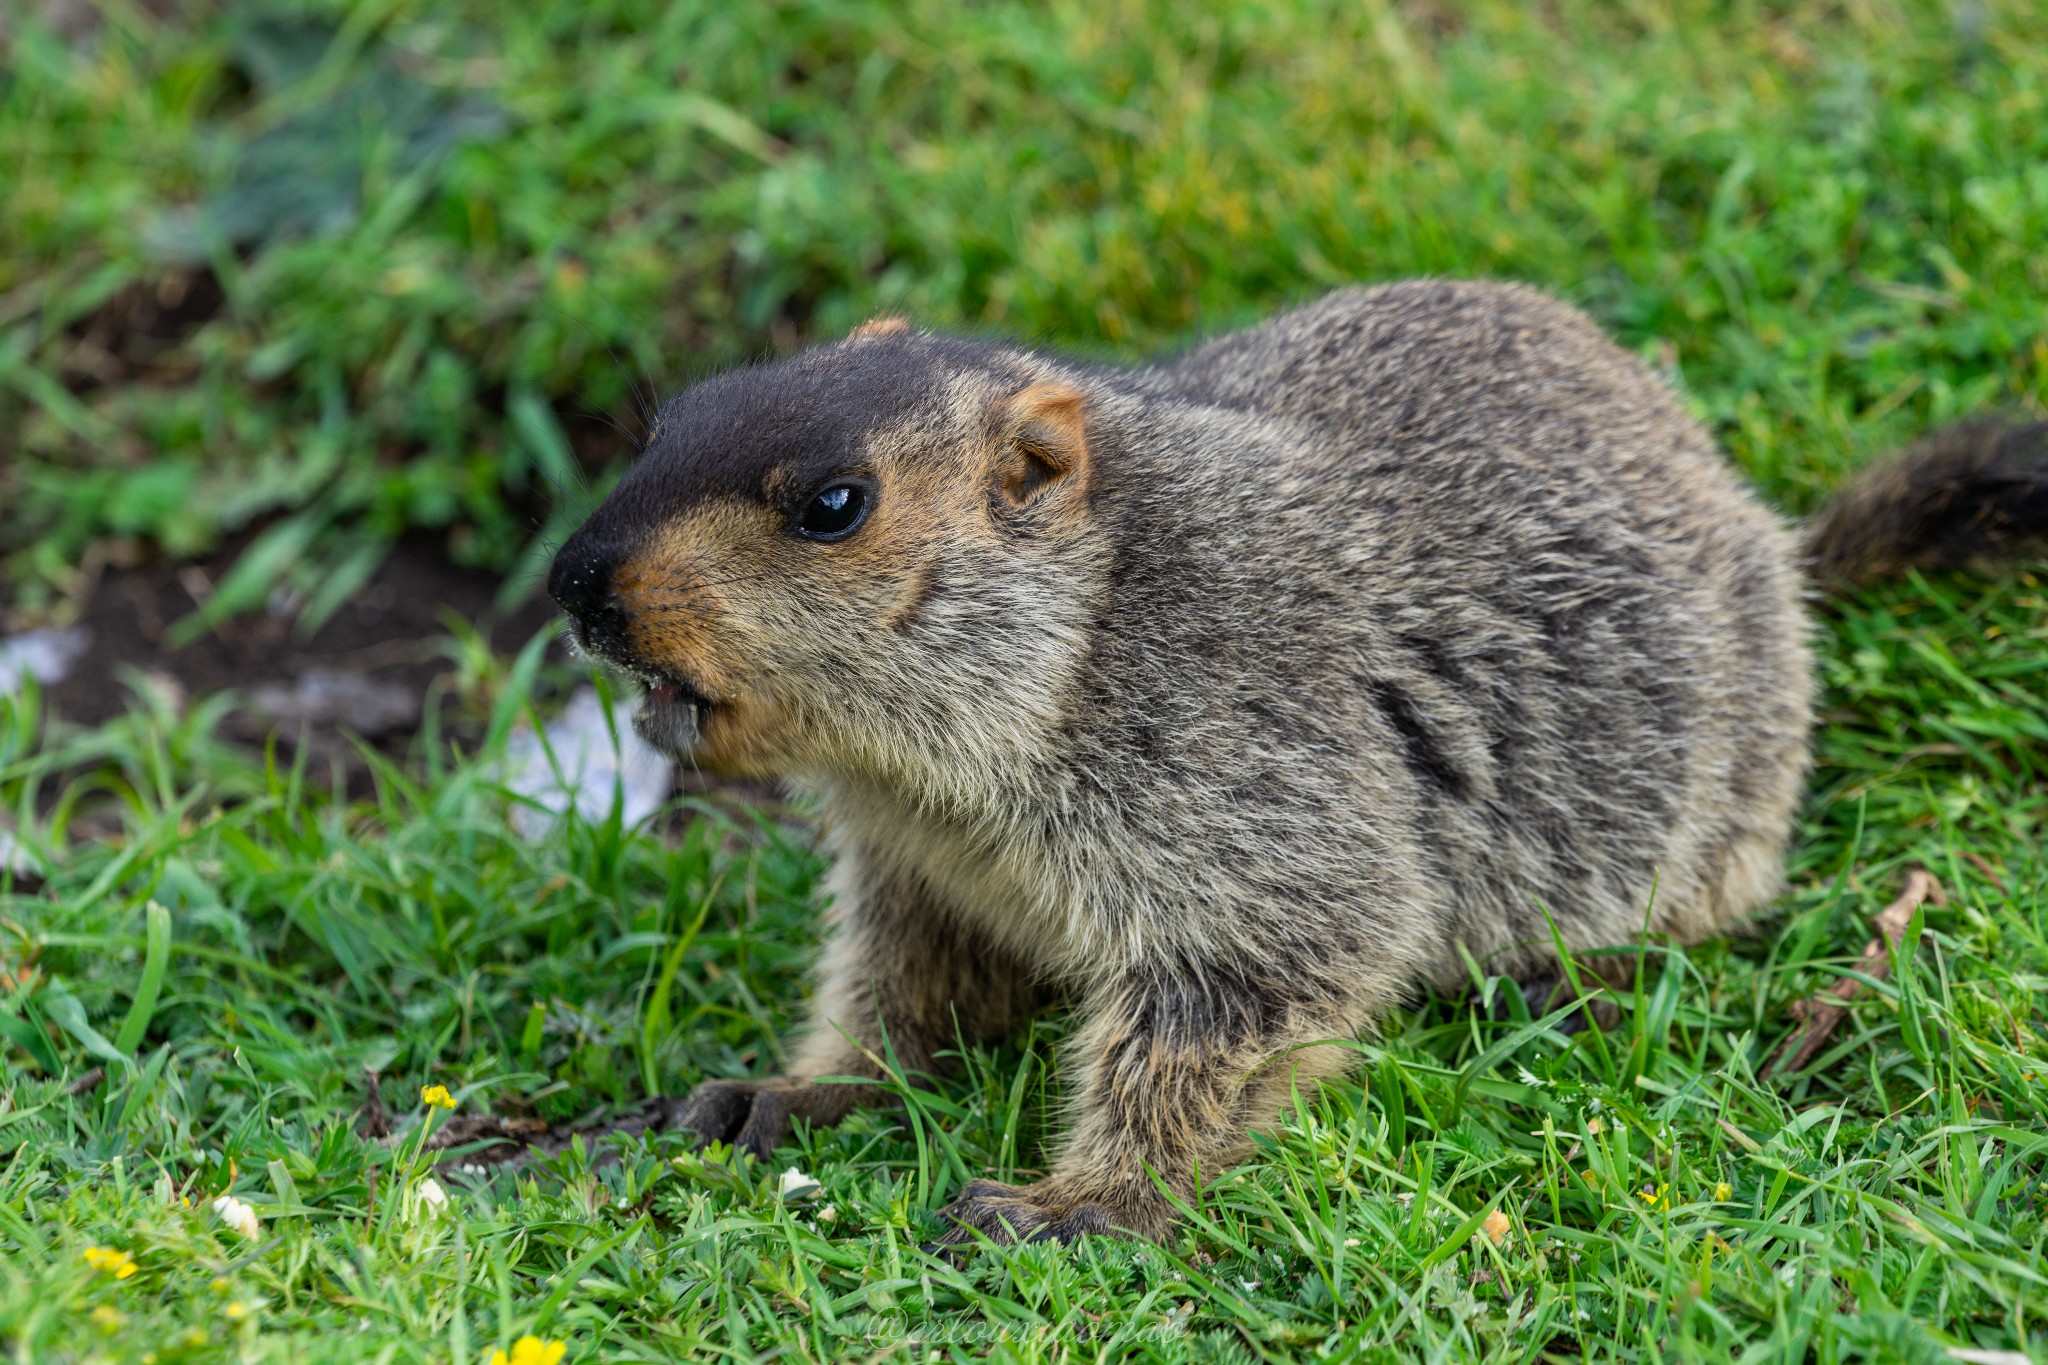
[549,321,1097,781]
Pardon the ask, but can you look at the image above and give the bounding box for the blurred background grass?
[7,0,2047,631]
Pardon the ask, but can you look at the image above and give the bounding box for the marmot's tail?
[1805,418,2048,590]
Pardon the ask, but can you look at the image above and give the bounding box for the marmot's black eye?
[797,481,871,540]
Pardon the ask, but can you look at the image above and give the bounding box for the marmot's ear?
[850,315,910,339]
[995,382,1090,507]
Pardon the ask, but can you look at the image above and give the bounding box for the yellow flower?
[225,1301,252,1322]
[421,1085,457,1110]
[1713,1182,1733,1202]
[90,1304,125,1333]
[82,1246,138,1280]
[210,1277,230,1295]
[488,1336,567,1365]
[1481,1209,1512,1246]
[1638,1183,1671,1211]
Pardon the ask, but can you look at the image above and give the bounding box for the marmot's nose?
[548,534,627,640]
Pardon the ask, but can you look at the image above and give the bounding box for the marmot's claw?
[928,1178,1135,1251]
[731,1086,791,1160]
[665,1079,792,1161]
[1476,973,1595,1037]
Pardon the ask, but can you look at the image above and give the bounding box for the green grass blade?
[113,900,173,1058]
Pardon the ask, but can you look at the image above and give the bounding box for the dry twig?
[1765,868,1945,1079]
[1959,851,2006,895]
[354,1069,391,1140]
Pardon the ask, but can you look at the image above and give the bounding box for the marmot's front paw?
[658,1078,793,1161]
[928,1177,1170,1248]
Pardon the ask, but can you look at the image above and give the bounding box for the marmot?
[548,280,2048,1245]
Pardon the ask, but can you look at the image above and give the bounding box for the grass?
[2,585,2045,1363]
[4,0,2048,1360]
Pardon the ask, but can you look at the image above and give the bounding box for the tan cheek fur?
[611,474,958,774]
[611,503,778,772]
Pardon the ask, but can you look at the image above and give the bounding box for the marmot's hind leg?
[933,961,1380,1246]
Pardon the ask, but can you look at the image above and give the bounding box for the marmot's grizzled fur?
[549,280,2048,1245]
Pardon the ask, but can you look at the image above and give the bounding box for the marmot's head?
[549,319,1104,788]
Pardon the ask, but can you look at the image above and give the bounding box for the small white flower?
[1343,1237,1360,1247]
[777,1167,821,1201]
[212,1195,260,1240]
[415,1178,450,1215]
[816,1205,837,1224]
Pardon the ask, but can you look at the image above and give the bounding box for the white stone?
[0,826,44,879]
[0,627,90,693]
[501,686,672,839]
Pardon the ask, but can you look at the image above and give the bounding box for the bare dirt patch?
[46,535,560,748]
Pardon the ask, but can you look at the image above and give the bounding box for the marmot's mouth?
[645,673,713,717]
[558,618,715,751]
[632,669,715,757]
